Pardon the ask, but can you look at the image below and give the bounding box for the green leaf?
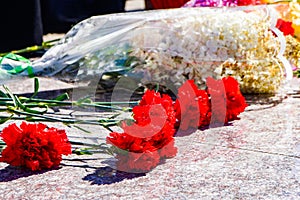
[0,114,13,124]
[53,93,69,101]
[0,90,8,98]
[27,77,39,101]
[73,148,93,155]
[0,145,4,153]
[14,95,47,114]
[72,125,92,134]
[3,85,17,107]
[101,125,114,133]
[75,96,93,106]
[33,77,39,97]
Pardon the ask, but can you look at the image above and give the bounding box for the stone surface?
[0,77,75,95]
[0,81,300,199]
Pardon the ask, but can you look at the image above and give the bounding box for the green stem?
[0,97,138,111]
[0,114,118,123]
[6,107,119,126]
[0,39,60,57]
[0,140,112,156]
[70,141,114,155]
[70,141,100,147]
[0,81,135,131]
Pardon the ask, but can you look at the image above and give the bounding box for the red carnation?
[106,90,177,172]
[139,90,163,106]
[0,122,72,171]
[150,121,176,148]
[157,138,177,159]
[107,120,176,153]
[131,104,169,138]
[196,90,211,127]
[222,76,248,121]
[276,18,295,36]
[174,80,211,130]
[135,90,176,126]
[206,77,227,124]
[107,128,157,153]
[115,151,160,173]
[206,76,247,124]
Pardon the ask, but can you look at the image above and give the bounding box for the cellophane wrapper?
[32,5,291,94]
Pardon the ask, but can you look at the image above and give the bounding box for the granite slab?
[0,87,299,199]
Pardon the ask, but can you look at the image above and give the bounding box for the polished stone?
[0,78,300,199]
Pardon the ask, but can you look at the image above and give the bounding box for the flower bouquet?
[0,76,247,173]
[183,1,300,82]
[23,5,290,95]
[271,2,300,79]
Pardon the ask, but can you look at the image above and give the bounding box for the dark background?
[0,0,126,52]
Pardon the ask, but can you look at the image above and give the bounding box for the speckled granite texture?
[0,80,300,199]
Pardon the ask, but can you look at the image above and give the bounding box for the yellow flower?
[289,2,300,39]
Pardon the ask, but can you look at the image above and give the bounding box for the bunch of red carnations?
[0,76,247,172]
[107,76,247,172]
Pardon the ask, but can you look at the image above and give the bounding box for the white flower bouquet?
[31,5,291,94]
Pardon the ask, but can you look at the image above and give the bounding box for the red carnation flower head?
[0,122,72,171]
[206,76,247,124]
[139,90,163,106]
[115,150,160,173]
[107,127,177,173]
[133,89,176,130]
[107,130,143,152]
[196,89,211,127]
[131,104,176,138]
[106,89,177,173]
[174,80,211,130]
[107,90,176,153]
[157,138,177,159]
[206,77,227,125]
[131,104,168,136]
[222,76,248,122]
[276,18,295,36]
[107,119,176,153]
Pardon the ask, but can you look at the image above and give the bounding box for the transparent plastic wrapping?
[32,5,291,94]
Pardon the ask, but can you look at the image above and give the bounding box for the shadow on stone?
[175,127,198,137]
[0,165,55,182]
[175,123,234,137]
[83,166,146,185]
[244,93,285,107]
